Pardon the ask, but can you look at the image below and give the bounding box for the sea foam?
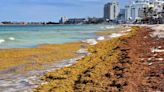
[0,39,5,44]
[8,37,15,41]
[109,33,123,38]
[100,26,115,30]
[97,36,105,41]
[82,39,97,45]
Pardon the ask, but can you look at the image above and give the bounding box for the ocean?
[0,24,114,48]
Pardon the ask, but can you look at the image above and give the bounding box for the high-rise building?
[125,0,150,21]
[125,0,164,21]
[118,9,126,21]
[59,17,68,24]
[104,0,120,21]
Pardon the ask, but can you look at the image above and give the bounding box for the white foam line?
[82,39,98,45]
[97,36,105,41]
[8,37,15,41]
[0,39,5,44]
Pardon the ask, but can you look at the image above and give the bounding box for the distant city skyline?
[0,0,130,22]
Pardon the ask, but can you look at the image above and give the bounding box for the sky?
[0,0,130,22]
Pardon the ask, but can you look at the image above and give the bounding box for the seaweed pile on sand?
[0,42,81,73]
[34,27,135,92]
[35,26,164,92]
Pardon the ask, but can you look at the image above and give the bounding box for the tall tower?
[104,0,120,21]
[125,0,150,21]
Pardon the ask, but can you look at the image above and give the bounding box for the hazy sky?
[0,0,130,22]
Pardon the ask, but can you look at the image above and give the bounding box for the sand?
[35,26,164,92]
[34,27,137,92]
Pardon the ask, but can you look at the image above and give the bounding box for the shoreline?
[0,42,85,92]
[0,25,125,92]
[35,25,164,92]
[1,24,156,91]
[0,42,82,72]
[0,25,122,72]
[34,26,134,91]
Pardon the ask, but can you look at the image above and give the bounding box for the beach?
[35,25,164,92]
[0,25,163,92]
[0,24,118,92]
[0,42,82,72]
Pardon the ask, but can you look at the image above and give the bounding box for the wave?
[0,39,5,44]
[100,26,115,30]
[8,37,15,41]
[82,39,97,45]
[0,37,15,45]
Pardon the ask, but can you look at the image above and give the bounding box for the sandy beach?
[34,25,164,92]
[0,25,128,92]
[0,25,163,92]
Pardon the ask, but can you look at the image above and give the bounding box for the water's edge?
[0,54,88,92]
[0,25,124,92]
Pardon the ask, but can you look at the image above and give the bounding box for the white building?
[151,0,164,13]
[104,0,120,21]
[125,0,150,21]
[125,0,164,21]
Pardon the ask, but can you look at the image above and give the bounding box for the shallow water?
[0,24,114,48]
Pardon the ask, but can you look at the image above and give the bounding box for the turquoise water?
[0,24,113,48]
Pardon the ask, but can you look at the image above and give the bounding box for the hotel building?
[104,0,120,21]
[125,0,164,21]
[125,0,150,21]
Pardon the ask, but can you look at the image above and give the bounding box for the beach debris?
[148,63,153,66]
[151,48,164,53]
[158,46,162,49]
[144,36,147,39]
[97,36,105,41]
[153,53,158,57]
[148,58,152,61]
[82,39,97,45]
[156,58,163,61]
